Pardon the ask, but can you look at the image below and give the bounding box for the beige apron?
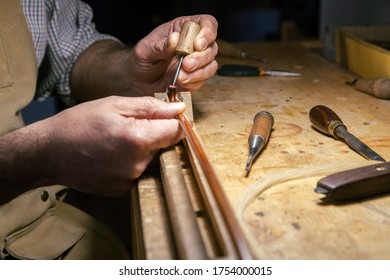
[0,0,128,260]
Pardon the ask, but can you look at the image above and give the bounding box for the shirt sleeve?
[36,0,121,106]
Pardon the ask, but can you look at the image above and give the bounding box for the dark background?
[24,0,321,124]
[83,0,320,45]
[23,0,390,122]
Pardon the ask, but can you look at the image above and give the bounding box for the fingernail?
[170,101,186,111]
[186,58,197,71]
[198,37,207,50]
[178,72,188,84]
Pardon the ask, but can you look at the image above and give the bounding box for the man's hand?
[0,96,185,201]
[70,14,218,101]
[129,14,219,94]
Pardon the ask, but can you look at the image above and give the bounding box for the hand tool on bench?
[309,105,386,162]
[346,78,390,100]
[315,161,390,200]
[164,21,253,259]
[245,111,274,176]
[217,64,301,77]
[216,38,267,63]
[309,105,389,200]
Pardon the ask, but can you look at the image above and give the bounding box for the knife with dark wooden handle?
[315,161,390,200]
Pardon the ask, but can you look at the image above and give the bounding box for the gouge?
[171,21,201,86]
[309,105,386,162]
[245,111,274,176]
[216,38,267,63]
[315,161,390,200]
[217,64,301,77]
[346,78,390,100]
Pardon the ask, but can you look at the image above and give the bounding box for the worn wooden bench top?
[131,41,390,260]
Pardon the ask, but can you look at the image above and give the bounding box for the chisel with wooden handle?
[245,111,274,176]
[315,161,390,200]
[309,105,386,162]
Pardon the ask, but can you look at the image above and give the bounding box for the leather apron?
[0,0,85,259]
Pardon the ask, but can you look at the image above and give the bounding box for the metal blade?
[262,70,301,77]
[335,126,386,162]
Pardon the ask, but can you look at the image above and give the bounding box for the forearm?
[70,40,145,102]
[0,123,55,204]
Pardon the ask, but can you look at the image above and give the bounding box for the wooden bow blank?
[165,86,253,260]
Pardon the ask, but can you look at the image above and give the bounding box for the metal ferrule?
[248,135,265,155]
[328,120,344,138]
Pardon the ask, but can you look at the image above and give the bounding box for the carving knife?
[315,161,390,200]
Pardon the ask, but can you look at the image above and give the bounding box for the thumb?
[152,98,186,119]
[120,96,186,120]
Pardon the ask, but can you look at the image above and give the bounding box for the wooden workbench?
[130,41,390,260]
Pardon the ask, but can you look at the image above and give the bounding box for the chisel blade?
[262,70,301,77]
[335,126,386,162]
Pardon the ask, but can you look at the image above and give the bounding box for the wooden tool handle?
[175,21,201,56]
[348,78,390,100]
[250,111,274,141]
[217,64,260,77]
[317,161,390,200]
[216,39,267,63]
[216,38,243,58]
[309,105,345,137]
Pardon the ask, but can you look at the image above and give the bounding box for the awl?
[315,161,390,200]
[309,105,386,162]
[245,111,274,176]
[171,21,201,87]
[217,64,301,77]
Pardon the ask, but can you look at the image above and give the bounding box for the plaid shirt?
[21,0,118,106]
